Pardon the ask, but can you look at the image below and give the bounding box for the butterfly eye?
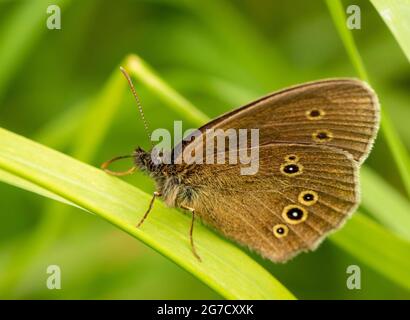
[306,109,325,120]
[298,190,319,206]
[280,163,303,176]
[282,205,308,224]
[272,224,289,238]
[312,129,333,143]
[285,154,299,162]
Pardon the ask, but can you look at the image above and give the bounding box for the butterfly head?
[133,146,153,172]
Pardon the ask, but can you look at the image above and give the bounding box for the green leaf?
[370,0,410,63]
[0,168,79,209]
[0,127,296,300]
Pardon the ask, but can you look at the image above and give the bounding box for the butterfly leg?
[181,205,201,262]
[136,191,161,228]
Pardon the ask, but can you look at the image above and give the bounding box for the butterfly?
[103,70,380,263]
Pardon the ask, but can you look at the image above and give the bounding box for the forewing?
[177,78,379,165]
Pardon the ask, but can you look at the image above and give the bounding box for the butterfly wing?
[172,78,378,261]
[184,143,358,262]
[177,78,379,164]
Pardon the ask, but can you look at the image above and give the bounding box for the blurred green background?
[0,0,409,299]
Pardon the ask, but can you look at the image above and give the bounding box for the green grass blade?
[0,127,296,300]
[331,212,410,290]
[0,168,79,208]
[379,106,410,198]
[325,0,410,198]
[0,100,89,206]
[370,0,410,63]
[0,63,127,296]
[324,0,369,81]
[2,134,409,291]
[361,166,410,241]
[379,110,410,198]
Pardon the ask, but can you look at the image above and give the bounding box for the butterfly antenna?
[120,67,153,147]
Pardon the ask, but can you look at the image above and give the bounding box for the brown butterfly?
[102,68,380,263]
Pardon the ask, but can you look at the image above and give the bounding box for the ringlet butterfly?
[102,68,379,262]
